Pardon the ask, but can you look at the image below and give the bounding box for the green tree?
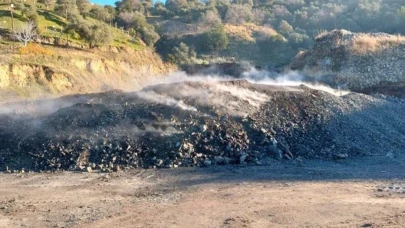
[90,4,110,21]
[207,0,230,19]
[169,42,196,64]
[278,20,294,35]
[117,0,144,13]
[14,2,25,12]
[67,18,112,48]
[85,24,113,48]
[139,27,160,46]
[76,0,91,18]
[234,0,253,7]
[38,0,55,10]
[201,26,228,51]
[165,0,188,14]
[55,0,78,20]
[23,5,39,23]
[104,5,116,25]
[130,11,147,29]
[141,0,153,16]
[153,2,172,19]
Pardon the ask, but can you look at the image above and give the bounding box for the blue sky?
[91,0,118,5]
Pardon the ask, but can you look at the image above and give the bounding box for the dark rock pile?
[1,80,405,172]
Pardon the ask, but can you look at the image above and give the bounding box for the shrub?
[201,26,229,52]
[14,2,25,12]
[140,27,160,46]
[169,42,196,64]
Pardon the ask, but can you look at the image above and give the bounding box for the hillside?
[2,2,405,226]
[152,19,296,68]
[0,2,142,48]
[290,30,405,95]
[0,46,175,101]
[0,4,176,101]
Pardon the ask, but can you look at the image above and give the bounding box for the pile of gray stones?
[1,80,405,172]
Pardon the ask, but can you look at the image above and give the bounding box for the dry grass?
[351,34,405,54]
[224,23,278,42]
[18,44,54,55]
[315,30,329,40]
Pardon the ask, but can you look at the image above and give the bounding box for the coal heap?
[1,80,405,172]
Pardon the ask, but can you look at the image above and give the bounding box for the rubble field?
[1,79,405,172]
[354,81,405,98]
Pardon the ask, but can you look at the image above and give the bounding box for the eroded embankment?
[0,48,176,101]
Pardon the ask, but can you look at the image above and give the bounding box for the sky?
[91,0,117,5]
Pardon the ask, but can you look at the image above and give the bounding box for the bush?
[169,42,196,64]
[201,26,229,52]
[14,2,25,11]
[18,43,54,55]
[85,24,113,48]
[23,5,39,23]
[140,27,160,46]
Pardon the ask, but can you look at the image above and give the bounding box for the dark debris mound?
[1,80,405,172]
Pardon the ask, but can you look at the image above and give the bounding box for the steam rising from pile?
[154,68,350,97]
[1,65,405,172]
[242,68,351,96]
[137,91,198,112]
[0,66,350,117]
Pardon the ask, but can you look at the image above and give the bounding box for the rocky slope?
[290,30,405,95]
[1,79,404,172]
[0,47,176,101]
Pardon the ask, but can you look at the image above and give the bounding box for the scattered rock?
[333,153,349,160]
[204,160,212,167]
[239,153,248,164]
[0,80,404,171]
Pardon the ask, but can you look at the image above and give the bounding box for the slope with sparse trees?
[2,0,405,68]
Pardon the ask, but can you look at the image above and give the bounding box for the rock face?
[1,80,404,172]
[290,30,405,91]
[0,49,176,101]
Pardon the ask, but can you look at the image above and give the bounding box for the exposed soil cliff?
[0,47,176,101]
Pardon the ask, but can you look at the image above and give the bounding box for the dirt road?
[1,156,405,228]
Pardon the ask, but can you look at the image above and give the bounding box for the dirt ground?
[1,155,405,228]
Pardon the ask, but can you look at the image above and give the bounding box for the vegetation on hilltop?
[150,0,405,67]
[0,0,143,51]
[1,0,405,67]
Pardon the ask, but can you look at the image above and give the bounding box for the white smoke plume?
[211,83,269,108]
[137,91,198,112]
[138,67,352,116]
[153,68,350,97]
[241,68,351,96]
[0,66,350,117]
